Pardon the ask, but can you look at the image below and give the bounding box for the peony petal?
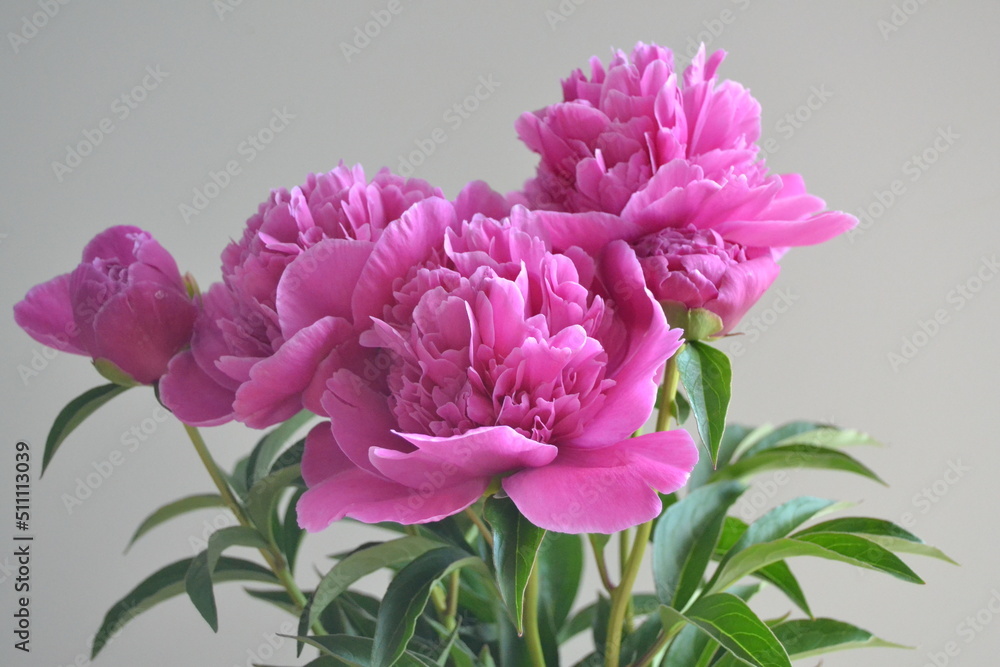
[91,284,197,384]
[712,210,859,248]
[369,426,558,487]
[710,256,780,335]
[352,198,459,325]
[571,241,681,447]
[301,421,351,487]
[276,238,373,338]
[159,350,236,426]
[503,429,698,533]
[297,466,484,531]
[13,273,87,354]
[234,316,351,429]
[322,369,408,473]
[454,181,511,221]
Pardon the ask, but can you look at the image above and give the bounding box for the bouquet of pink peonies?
[14,44,950,667]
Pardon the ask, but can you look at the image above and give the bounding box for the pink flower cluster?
[14,44,855,533]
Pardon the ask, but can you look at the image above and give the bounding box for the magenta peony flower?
[296,201,698,534]
[515,43,856,250]
[518,210,778,338]
[13,226,196,385]
[632,225,779,338]
[160,165,508,428]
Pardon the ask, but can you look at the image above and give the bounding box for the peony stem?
[444,570,461,631]
[182,423,322,634]
[523,566,546,667]
[589,535,616,593]
[656,346,683,433]
[464,506,494,548]
[604,519,653,667]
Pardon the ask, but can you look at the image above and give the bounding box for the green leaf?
[246,463,302,542]
[708,533,924,595]
[92,556,277,658]
[738,421,828,458]
[652,481,746,609]
[672,389,691,424]
[772,618,908,658]
[793,517,957,564]
[774,427,883,449]
[754,561,811,618]
[678,341,732,465]
[372,547,487,667]
[713,444,885,484]
[299,536,442,653]
[723,497,843,563]
[559,602,597,643]
[42,383,130,476]
[591,594,612,656]
[660,594,791,667]
[689,425,753,489]
[538,532,584,634]
[186,526,271,631]
[126,494,226,551]
[484,496,546,633]
[289,634,438,666]
[245,410,313,490]
[661,584,761,667]
[243,587,300,616]
[278,487,306,572]
[420,516,476,554]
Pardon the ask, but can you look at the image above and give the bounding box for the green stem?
[604,520,653,667]
[656,347,683,433]
[464,506,494,548]
[589,535,615,593]
[182,423,320,632]
[523,567,546,667]
[444,570,461,631]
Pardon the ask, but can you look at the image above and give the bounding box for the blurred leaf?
[652,481,746,609]
[484,497,546,634]
[245,411,313,490]
[538,532,583,635]
[738,421,828,458]
[714,444,885,485]
[278,487,306,572]
[689,424,752,489]
[678,341,731,465]
[92,556,277,658]
[290,633,438,666]
[42,383,130,476]
[794,517,957,564]
[772,618,908,658]
[126,494,225,551]
[246,464,302,542]
[708,533,924,595]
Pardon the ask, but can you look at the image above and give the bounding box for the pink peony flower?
[518,209,778,338]
[13,226,196,385]
[632,225,779,337]
[515,42,856,250]
[159,164,445,427]
[297,201,698,534]
[160,164,508,428]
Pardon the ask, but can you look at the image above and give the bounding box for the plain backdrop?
[1,1,997,665]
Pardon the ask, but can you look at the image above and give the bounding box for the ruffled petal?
[503,429,698,533]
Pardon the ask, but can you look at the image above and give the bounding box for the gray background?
[1,1,996,665]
